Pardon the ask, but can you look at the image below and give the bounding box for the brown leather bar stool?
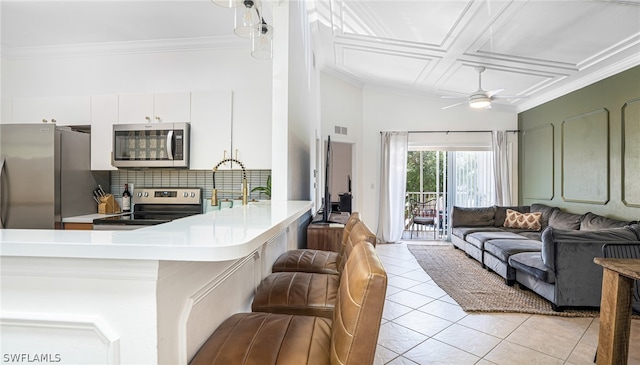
[251,221,377,318]
[189,241,387,365]
[270,212,361,275]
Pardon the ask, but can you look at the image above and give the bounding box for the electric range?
[93,187,203,230]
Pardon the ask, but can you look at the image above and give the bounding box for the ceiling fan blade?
[486,88,504,97]
[441,100,468,110]
[441,95,468,99]
[492,94,531,99]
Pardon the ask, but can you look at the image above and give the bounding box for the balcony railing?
[405,191,448,240]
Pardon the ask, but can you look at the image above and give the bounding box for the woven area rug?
[407,244,601,317]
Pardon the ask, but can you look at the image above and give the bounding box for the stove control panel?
[134,188,202,205]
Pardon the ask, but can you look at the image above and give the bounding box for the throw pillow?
[503,209,542,231]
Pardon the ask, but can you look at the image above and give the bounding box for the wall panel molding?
[622,98,640,207]
[523,123,554,200]
[561,108,609,204]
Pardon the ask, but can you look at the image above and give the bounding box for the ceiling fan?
[441,66,530,110]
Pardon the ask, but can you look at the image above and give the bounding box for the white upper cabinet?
[232,89,272,170]
[11,96,91,125]
[1,98,11,124]
[189,91,232,170]
[91,94,118,171]
[118,92,191,124]
[190,89,271,170]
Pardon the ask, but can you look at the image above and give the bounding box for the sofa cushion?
[452,226,504,240]
[580,212,630,231]
[549,210,583,230]
[541,225,640,270]
[451,206,496,227]
[494,205,530,227]
[504,209,542,231]
[466,231,529,250]
[514,230,543,241]
[509,252,556,284]
[484,239,542,262]
[530,203,560,229]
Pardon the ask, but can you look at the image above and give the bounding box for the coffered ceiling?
[2,1,639,112]
[311,0,640,111]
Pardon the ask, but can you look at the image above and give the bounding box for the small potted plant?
[251,175,271,199]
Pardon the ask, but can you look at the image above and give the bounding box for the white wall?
[284,0,320,201]
[2,47,271,98]
[322,84,517,231]
[320,72,363,211]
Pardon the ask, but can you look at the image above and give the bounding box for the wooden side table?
[306,212,350,252]
[594,257,640,365]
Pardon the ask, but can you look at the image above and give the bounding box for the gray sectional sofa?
[451,204,640,311]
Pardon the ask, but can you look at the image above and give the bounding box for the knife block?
[98,194,120,214]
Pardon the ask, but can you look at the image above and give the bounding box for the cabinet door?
[1,98,11,124]
[190,91,232,169]
[12,96,91,125]
[91,94,118,170]
[118,93,154,124]
[232,89,272,169]
[153,92,191,123]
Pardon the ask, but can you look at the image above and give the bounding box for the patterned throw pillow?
[503,209,542,231]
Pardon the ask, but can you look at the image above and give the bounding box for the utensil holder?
[98,194,120,214]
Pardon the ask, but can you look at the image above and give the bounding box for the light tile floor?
[374,241,640,365]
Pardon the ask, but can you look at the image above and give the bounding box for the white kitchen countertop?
[0,200,313,262]
[62,212,126,223]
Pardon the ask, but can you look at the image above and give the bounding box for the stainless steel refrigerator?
[0,124,108,229]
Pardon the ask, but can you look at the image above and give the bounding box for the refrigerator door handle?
[0,157,5,228]
[166,131,174,160]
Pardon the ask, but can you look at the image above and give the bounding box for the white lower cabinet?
[91,94,118,171]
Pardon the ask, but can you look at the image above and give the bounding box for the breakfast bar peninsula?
[0,201,313,365]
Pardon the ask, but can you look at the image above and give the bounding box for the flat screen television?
[321,135,333,222]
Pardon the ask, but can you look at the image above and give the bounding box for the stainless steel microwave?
[112,122,190,168]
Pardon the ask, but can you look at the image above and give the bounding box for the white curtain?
[492,130,512,206]
[377,131,408,243]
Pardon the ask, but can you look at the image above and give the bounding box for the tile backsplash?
[110,169,271,201]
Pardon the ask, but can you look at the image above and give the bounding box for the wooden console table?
[594,257,640,365]
[306,212,350,252]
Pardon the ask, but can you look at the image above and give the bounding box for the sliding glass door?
[406,149,496,241]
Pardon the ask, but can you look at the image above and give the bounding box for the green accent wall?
[518,65,640,220]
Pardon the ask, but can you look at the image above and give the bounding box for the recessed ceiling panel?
[340,46,431,85]
[338,0,470,46]
[476,1,640,66]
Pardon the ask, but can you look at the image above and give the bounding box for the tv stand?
[307,212,350,252]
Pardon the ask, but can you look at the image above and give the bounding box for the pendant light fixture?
[234,0,262,38]
[210,0,242,9]
[211,0,273,60]
[251,19,273,59]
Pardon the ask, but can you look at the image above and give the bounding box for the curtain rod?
[380,130,520,134]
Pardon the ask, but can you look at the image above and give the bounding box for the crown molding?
[517,53,640,113]
[1,36,248,60]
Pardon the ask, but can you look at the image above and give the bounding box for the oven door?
[112,122,190,168]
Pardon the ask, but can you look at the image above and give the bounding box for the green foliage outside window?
[406,151,446,193]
